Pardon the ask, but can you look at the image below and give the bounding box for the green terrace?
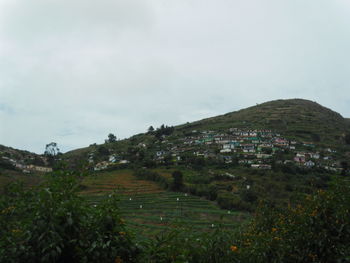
[83,191,249,239]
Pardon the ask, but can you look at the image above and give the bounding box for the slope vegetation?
[179,99,348,147]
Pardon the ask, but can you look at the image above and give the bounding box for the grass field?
[0,169,43,193]
[80,170,249,239]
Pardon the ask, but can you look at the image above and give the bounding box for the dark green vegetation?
[2,99,350,261]
[57,99,350,215]
[79,170,248,238]
[184,99,350,147]
[128,167,334,213]
[0,173,137,263]
[1,172,349,262]
[0,171,42,194]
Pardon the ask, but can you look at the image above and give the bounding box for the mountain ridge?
[61,98,350,165]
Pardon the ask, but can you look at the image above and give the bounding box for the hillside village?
[91,127,341,172]
[0,126,343,175]
[0,146,52,173]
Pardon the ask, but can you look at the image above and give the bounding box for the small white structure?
[305,160,315,168]
[109,155,117,163]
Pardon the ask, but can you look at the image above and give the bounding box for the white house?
[304,160,315,168]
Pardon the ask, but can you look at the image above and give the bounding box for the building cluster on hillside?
[87,127,341,172]
[152,128,340,171]
[0,155,52,173]
[88,152,130,171]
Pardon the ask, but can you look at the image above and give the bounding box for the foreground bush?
[0,172,138,263]
[137,178,350,262]
[234,178,350,263]
[1,171,349,263]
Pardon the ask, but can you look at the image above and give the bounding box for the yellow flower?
[115,256,122,263]
[308,253,317,260]
[119,231,126,236]
[273,237,281,241]
[2,206,15,214]
[271,228,277,232]
[11,229,21,233]
[230,245,238,252]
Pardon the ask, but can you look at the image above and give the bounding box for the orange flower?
[230,245,238,252]
[271,227,277,232]
[310,210,317,217]
[115,256,122,263]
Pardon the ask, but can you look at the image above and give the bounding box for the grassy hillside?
[56,98,350,217]
[63,99,350,162]
[178,99,349,147]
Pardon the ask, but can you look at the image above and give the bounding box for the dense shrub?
[2,170,348,263]
[234,178,350,262]
[138,228,240,263]
[0,173,138,263]
[133,169,169,189]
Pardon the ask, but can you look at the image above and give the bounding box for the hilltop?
[178,99,348,146]
[64,98,350,162]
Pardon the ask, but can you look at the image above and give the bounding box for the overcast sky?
[1,0,350,154]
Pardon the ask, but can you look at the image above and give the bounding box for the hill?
[57,98,350,212]
[64,98,350,162]
[0,144,52,175]
[178,99,348,147]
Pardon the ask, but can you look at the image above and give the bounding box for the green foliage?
[1,170,349,262]
[97,145,110,157]
[148,126,155,133]
[0,173,138,263]
[171,170,183,191]
[137,178,350,262]
[138,228,240,263]
[345,133,350,144]
[154,125,175,139]
[133,169,169,189]
[234,178,350,262]
[0,158,15,171]
[106,133,117,143]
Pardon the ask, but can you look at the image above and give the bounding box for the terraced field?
[80,170,249,238]
[80,170,164,195]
